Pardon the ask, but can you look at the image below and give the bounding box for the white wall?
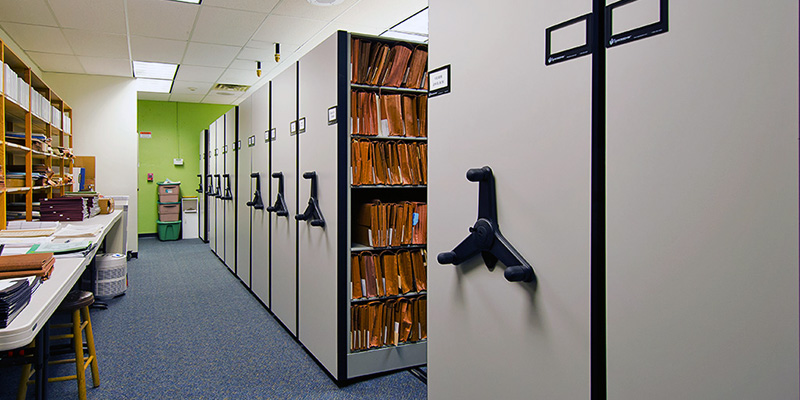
[43,73,139,254]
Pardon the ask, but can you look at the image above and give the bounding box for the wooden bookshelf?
[1,39,74,225]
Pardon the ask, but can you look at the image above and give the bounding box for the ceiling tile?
[63,30,129,58]
[200,0,279,13]
[27,52,85,74]
[169,93,206,103]
[138,92,171,101]
[189,6,266,46]
[336,0,427,30]
[182,42,239,67]
[78,57,132,77]
[251,15,327,45]
[0,23,71,54]
[0,0,58,26]
[272,0,358,21]
[175,65,224,82]
[237,44,286,63]
[218,68,259,86]
[202,92,239,104]
[171,80,213,95]
[127,0,199,41]
[228,59,259,71]
[48,0,126,34]
[129,36,186,64]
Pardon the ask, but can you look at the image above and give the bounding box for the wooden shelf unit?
[1,39,74,225]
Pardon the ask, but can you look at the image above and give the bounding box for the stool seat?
[58,291,94,312]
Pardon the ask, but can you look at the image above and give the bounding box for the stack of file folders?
[0,253,56,281]
[351,140,427,186]
[0,278,32,328]
[351,295,427,351]
[351,38,428,89]
[40,196,88,221]
[353,201,427,247]
[65,192,101,218]
[351,92,427,137]
[351,249,426,299]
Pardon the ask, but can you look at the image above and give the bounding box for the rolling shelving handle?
[295,171,325,228]
[214,174,221,198]
[246,172,265,210]
[221,174,233,200]
[205,174,213,195]
[196,174,203,194]
[437,166,536,283]
[267,172,289,217]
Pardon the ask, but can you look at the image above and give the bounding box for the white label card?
[327,106,337,125]
[429,65,452,97]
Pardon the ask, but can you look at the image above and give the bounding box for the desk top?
[0,210,123,350]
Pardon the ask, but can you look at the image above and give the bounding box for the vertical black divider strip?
[269,81,273,309]
[295,62,300,338]
[336,30,349,383]
[204,129,208,242]
[235,106,239,278]
[591,0,607,398]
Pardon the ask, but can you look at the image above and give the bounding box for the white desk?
[0,210,124,351]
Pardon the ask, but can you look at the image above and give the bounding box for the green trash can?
[156,220,181,241]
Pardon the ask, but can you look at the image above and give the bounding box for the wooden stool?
[17,291,100,400]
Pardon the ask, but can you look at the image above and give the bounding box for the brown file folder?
[363,253,379,298]
[0,253,55,280]
[405,47,428,89]
[411,202,427,245]
[419,296,427,339]
[369,301,385,348]
[397,299,413,343]
[418,95,428,137]
[411,249,427,292]
[384,44,413,87]
[351,253,363,299]
[403,96,419,138]
[385,94,404,136]
[398,251,415,294]
[381,251,401,296]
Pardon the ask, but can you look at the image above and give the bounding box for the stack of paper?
[0,278,32,328]
[53,224,102,238]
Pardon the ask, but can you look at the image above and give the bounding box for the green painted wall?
[137,101,232,234]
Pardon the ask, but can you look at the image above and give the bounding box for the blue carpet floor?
[1,237,427,399]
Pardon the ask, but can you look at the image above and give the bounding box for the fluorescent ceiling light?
[379,31,428,43]
[133,61,178,80]
[390,8,428,36]
[136,78,173,93]
[167,0,201,4]
[307,0,344,6]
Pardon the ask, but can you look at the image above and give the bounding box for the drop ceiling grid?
[0,0,58,26]
[0,0,429,103]
[48,0,127,34]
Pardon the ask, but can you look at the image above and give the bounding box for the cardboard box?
[159,213,180,222]
[99,198,114,214]
[159,194,179,203]
[158,184,180,195]
[158,203,180,215]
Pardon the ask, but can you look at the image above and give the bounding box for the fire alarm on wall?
[147,173,154,182]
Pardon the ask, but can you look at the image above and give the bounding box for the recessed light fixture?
[133,61,178,80]
[167,0,201,4]
[136,78,174,93]
[307,0,344,6]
